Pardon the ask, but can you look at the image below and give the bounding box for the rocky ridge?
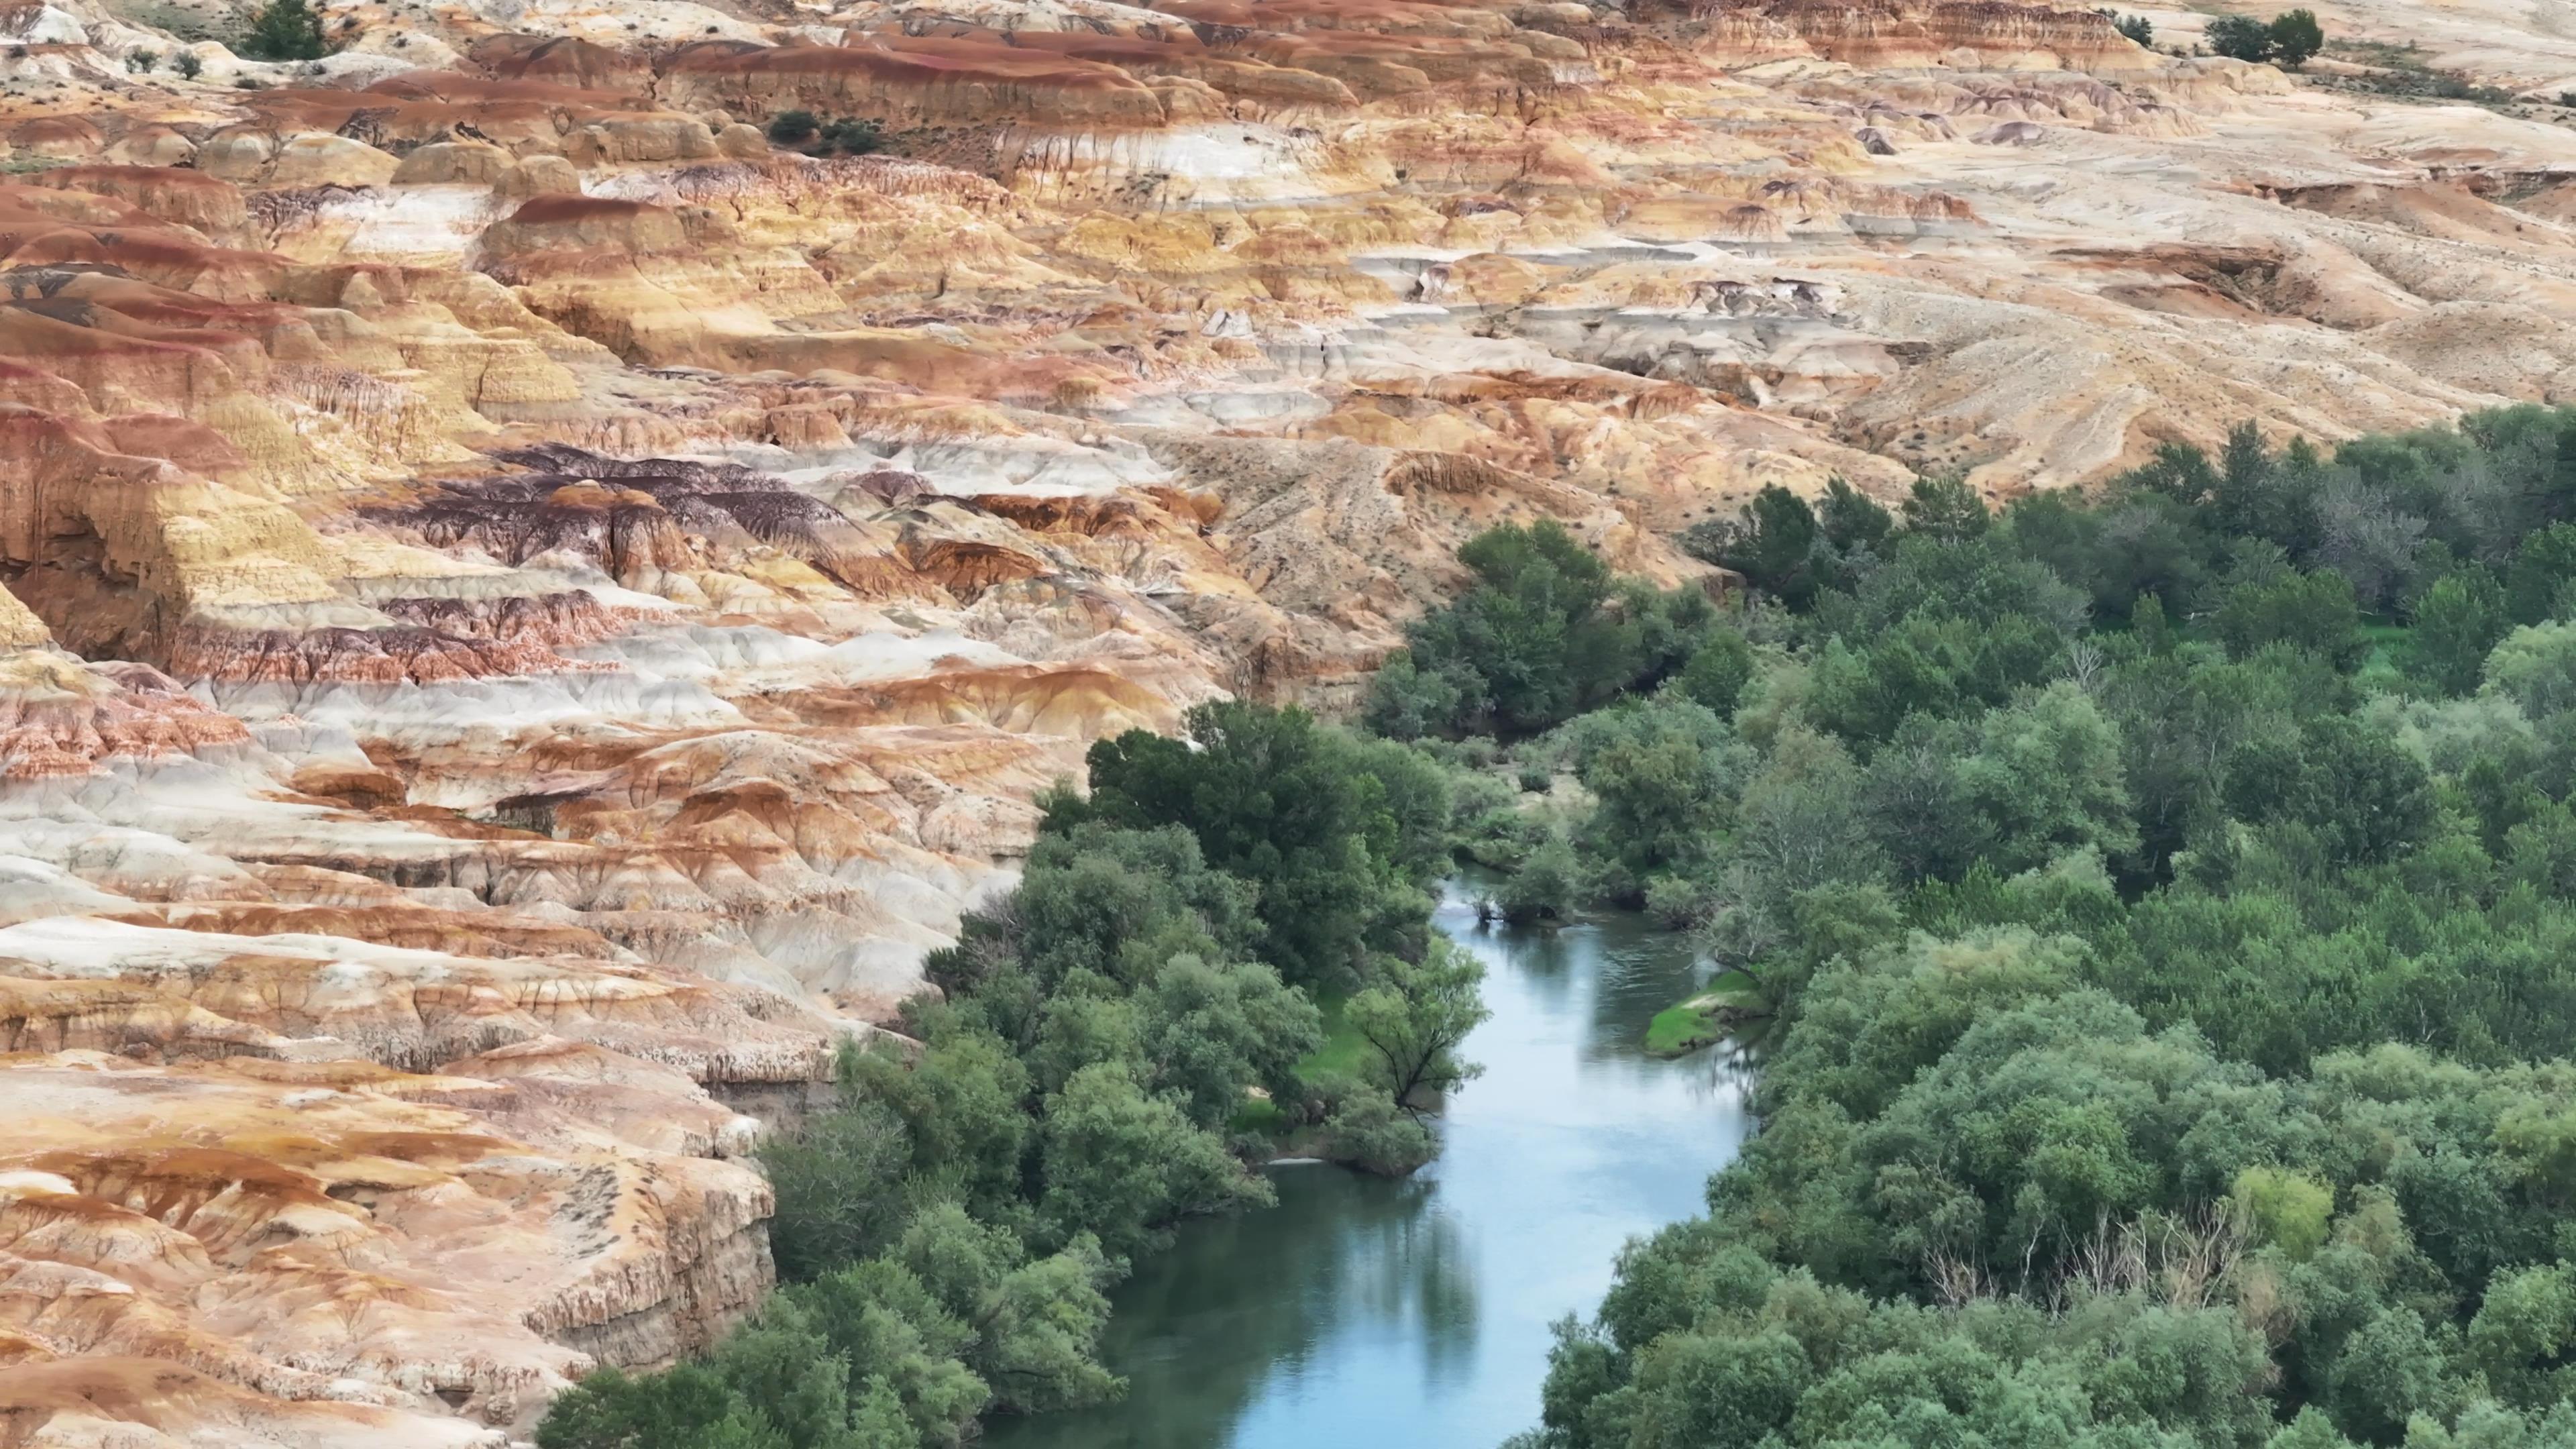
[0,0,2569,1443]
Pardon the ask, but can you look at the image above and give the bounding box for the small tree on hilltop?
[2267,8,2325,68]
[2206,13,2274,61]
[2116,13,2153,46]
[244,0,327,60]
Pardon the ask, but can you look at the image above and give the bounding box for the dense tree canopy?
[1366,519,1742,740]
[1506,407,2576,1448]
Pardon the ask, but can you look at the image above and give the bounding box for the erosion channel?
[985,881,1754,1448]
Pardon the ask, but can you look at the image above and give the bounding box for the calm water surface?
[985,883,1754,1449]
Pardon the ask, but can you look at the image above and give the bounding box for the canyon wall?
[0,0,2571,1443]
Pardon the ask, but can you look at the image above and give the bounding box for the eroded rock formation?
[0,0,2571,1442]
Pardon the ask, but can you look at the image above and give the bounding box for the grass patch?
[1228,1094,1290,1138]
[2357,622,2410,686]
[1296,989,1371,1084]
[1644,970,1767,1058]
[1646,1002,1723,1057]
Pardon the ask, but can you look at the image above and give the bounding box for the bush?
[2267,7,2324,67]
[125,49,157,72]
[1319,1093,1436,1177]
[766,109,820,145]
[1492,834,1580,924]
[816,117,883,155]
[2115,13,2151,45]
[242,0,327,60]
[2203,9,2324,66]
[2206,13,2273,60]
[174,50,202,78]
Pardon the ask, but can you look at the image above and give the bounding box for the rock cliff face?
[0,0,2570,1442]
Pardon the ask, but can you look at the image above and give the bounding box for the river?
[984,883,1754,1449]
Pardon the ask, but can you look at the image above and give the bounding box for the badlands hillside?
[0,0,2569,1442]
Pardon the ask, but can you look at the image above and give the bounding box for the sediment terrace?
[0,0,2569,1442]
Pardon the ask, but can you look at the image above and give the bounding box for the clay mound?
[482,195,693,258]
[0,655,252,780]
[0,1049,777,1434]
[470,34,652,93]
[1702,0,2141,69]
[657,37,1171,128]
[0,1356,500,1449]
[23,169,247,237]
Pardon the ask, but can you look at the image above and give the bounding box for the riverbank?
[1643,969,1768,1057]
[983,885,1751,1448]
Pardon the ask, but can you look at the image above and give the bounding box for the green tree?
[1073,700,1415,985]
[844,1027,1031,1223]
[2412,567,2512,696]
[243,0,327,60]
[2467,1263,2576,1409]
[2267,7,2325,67]
[790,1260,987,1444]
[537,1364,748,1449]
[891,1204,1122,1413]
[1318,1091,1438,1176]
[1902,473,1990,542]
[1686,484,1822,608]
[762,1092,918,1281]
[1345,938,1491,1110]
[2233,1165,2334,1260]
[2223,714,2434,865]
[2484,621,2576,718]
[2206,13,2274,60]
[1137,953,1322,1128]
[1038,1063,1271,1256]
[1957,682,2137,873]
[1819,476,1896,555]
[1673,627,1755,717]
[1562,696,1746,888]
[1361,648,1464,741]
[2508,523,2576,624]
[2214,568,2367,669]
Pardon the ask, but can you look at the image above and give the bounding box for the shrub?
[2267,7,2324,67]
[174,50,202,78]
[765,109,820,145]
[2206,13,2273,60]
[242,0,327,60]
[1318,1094,1436,1177]
[125,49,157,72]
[2115,13,2152,45]
[816,117,882,155]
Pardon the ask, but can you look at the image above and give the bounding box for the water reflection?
[986,885,1750,1449]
